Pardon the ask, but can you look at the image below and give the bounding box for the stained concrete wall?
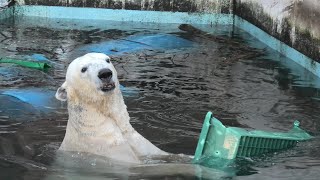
[235,0,320,62]
[16,0,233,13]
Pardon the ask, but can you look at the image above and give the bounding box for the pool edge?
[13,5,233,25]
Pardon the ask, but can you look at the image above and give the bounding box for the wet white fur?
[56,53,167,163]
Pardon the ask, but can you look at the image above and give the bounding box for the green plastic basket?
[0,58,51,70]
[193,112,313,163]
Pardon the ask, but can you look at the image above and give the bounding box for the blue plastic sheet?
[78,34,193,55]
[31,54,49,61]
[2,89,58,111]
[1,85,137,113]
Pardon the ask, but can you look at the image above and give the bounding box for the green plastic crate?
[193,112,313,163]
[0,58,51,70]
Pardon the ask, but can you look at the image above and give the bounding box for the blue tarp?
[2,89,59,111]
[77,34,193,55]
[31,53,49,61]
[1,85,137,113]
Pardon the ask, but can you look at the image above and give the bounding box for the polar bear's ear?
[55,82,68,101]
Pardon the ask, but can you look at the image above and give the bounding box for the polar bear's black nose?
[98,68,112,80]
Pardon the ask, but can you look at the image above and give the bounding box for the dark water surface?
[0,16,320,179]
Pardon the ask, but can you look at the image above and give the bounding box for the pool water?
[0,16,320,179]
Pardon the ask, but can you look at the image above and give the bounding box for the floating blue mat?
[78,34,194,55]
[1,85,137,112]
[2,89,58,111]
[31,53,49,61]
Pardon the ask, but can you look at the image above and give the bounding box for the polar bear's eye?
[81,67,88,73]
[106,58,110,63]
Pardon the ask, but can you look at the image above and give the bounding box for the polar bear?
[55,53,168,163]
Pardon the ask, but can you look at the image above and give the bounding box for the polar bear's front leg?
[124,130,168,157]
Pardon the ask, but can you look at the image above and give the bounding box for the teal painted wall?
[0,5,13,20]
[16,0,233,13]
[13,5,233,25]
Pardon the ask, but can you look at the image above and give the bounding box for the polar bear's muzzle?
[98,68,115,92]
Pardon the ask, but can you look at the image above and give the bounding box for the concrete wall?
[235,0,320,62]
[16,0,233,13]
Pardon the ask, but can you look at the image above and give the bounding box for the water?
[0,16,320,179]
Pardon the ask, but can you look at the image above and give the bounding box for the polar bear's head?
[56,53,118,103]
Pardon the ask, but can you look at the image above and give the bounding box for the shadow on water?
[0,16,320,179]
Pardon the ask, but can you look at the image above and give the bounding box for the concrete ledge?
[17,0,233,14]
[14,5,233,25]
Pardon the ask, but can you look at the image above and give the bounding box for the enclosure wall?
[235,0,319,62]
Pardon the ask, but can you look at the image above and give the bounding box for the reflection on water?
[0,16,320,179]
